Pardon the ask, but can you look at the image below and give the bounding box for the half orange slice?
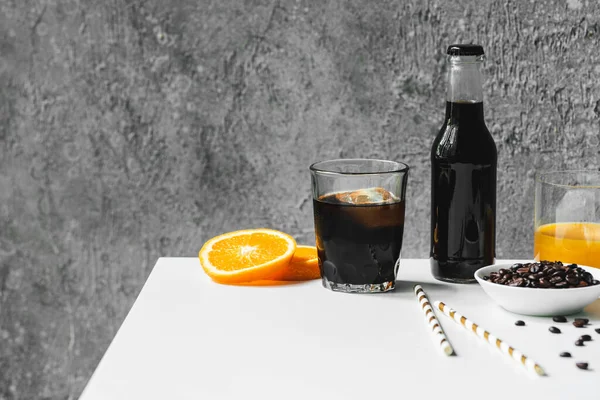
[199,229,296,284]
[278,245,320,281]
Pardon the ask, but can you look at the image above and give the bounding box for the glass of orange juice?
[534,170,600,269]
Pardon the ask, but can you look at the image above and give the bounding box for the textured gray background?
[1,0,600,398]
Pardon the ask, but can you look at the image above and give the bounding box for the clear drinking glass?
[310,159,409,293]
[534,170,600,269]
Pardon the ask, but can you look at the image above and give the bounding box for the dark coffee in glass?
[310,159,409,293]
[313,191,405,288]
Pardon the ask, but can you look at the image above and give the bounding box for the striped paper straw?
[434,301,546,376]
[413,285,455,356]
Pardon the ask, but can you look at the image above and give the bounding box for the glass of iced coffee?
[310,159,409,293]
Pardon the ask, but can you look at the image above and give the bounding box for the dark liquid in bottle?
[431,101,497,282]
[313,193,405,285]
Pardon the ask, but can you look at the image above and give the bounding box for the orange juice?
[534,222,600,269]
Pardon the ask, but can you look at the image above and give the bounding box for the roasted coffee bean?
[553,316,567,323]
[538,278,551,288]
[576,362,589,370]
[575,318,589,325]
[566,275,579,285]
[560,352,572,358]
[483,261,600,288]
[514,320,525,326]
[509,278,525,287]
[580,335,592,342]
[575,339,585,346]
[595,328,600,334]
[574,320,587,328]
[551,270,566,278]
[549,326,561,334]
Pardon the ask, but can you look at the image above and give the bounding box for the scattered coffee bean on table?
[574,318,589,325]
[575,339,585,346]
[515,320,525,326]
[576,362,589,370]
[484,261,599,289]
[580,334,592,342]
[549,326,561,334]
[573,320,587,328]
[552,316,567,323]
[595,328,600,334]
[560,352,572,358]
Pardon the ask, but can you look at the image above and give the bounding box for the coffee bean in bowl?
[474,262,600,316]
[484,261,598,289]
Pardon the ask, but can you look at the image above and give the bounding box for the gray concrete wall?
[1,0,599,398]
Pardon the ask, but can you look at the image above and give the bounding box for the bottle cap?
[446,44,484,56]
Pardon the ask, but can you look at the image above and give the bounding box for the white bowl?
[474,262,600,316]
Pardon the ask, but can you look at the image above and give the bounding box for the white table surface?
[80,258,600,400]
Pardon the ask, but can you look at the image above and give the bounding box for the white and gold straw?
[413,285,455,356]
[434,301,546,376]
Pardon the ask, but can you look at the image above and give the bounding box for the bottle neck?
[445,56,485,123]
[444,101,484,124]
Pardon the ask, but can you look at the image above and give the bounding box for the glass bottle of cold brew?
[430,44,497,283]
